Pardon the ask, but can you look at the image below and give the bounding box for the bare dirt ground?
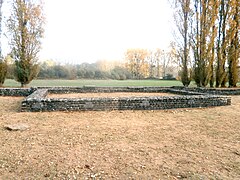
[48,92,176,98]
[0,96,240,179]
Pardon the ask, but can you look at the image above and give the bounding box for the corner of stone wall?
[21,89,48,112]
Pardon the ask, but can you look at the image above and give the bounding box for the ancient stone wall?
[22,95,230,112]
[172,86,240,95]
[0,88,36,96]
[19,87,231,112]
[1,86,240,96]
[1,86,236,112]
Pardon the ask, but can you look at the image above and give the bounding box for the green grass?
[3,79,184,87]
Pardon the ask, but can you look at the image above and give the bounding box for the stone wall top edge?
[28,94,228,102]
[36,86,171,89]
[0,87,32,90]
[172,86,240,90]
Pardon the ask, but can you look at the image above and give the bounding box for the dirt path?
[0,96,239,179]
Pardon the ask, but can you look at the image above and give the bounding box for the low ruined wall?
[0,88,36,96]
[21,88,231,112]
[0,86,234,112]
[21,89,48,111]
[172,86,240,95]
[166,88,205,95]
[40,86,240,95]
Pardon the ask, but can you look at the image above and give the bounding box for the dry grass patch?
[0,96,240,179]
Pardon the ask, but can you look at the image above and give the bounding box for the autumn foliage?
[124,47,178,80]
[0,59,7,86]
[172,0,239,87]
[7,0,44,87]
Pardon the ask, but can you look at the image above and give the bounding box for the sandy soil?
[0,96,240,179]
[48,92,176,98]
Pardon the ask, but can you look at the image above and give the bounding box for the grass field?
[4,79,240,88]
[3,79,184,87]
[0,96,239,179]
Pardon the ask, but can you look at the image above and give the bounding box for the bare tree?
[125,49,149,79]
[146,48,164,79]
[171,0,192,86]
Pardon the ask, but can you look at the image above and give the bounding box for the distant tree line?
[19,52,177,81]
[3,47,183,82]
[36,48,179,81]
[37,61,132,80]
[124,45,178,80]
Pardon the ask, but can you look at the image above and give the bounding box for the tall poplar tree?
[171,0,239,87]
[7,0,44,87]
[172,0,192,86]
[227,0,239,87]
[215,0,231,87]
[191,0,219,87]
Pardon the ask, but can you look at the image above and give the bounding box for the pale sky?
[3,0,174,64]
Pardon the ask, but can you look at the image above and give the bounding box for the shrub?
[0,59,8,86]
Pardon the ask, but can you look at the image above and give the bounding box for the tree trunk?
[181,0,191,87]
[228,2,239,88]
[21,82,26,88]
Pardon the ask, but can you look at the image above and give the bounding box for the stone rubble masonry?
[171,86,240,95]
[0,87,36,96]
[0,86,235,112]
